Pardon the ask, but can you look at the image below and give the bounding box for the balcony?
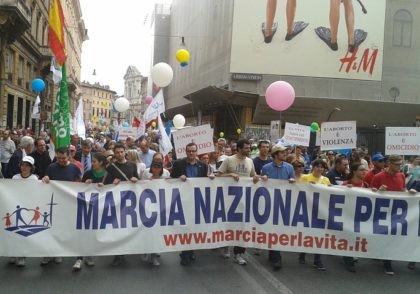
[39,46,52,58]
[0,0,31,43]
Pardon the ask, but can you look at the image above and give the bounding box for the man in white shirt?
[218,139,259,265]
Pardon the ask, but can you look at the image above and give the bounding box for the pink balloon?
[265,81,295,111]
[145,95,153,105]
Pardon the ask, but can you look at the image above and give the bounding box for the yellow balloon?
[219,132,224,138]
[151,121,157,128]
[176,49,190,63]
[237,128,241,134]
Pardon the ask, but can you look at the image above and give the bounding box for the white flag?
[158,115,173,156]
[143,90,165,123]
[50,57,62,84]
[70,116,76,135]
[31,95,41,119]
[75,98,86,139]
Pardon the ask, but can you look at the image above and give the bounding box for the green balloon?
[310,122,319,131]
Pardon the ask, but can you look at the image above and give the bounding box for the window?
[26,63,31,89]
[18,57,24,86]
[6,48,14,74]
[393,9,412,47]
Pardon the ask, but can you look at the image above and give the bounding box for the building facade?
[0,0,87,131]
[123,65,147,123]
[157,0,420,153]
[80,81,116,130]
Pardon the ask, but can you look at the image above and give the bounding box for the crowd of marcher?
[1,127,419,275]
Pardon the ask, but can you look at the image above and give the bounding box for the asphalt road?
[1,250,420,294]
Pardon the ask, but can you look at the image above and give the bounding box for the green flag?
[52,63,70,148]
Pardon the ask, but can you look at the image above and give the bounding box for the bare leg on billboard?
[286,0,296,35]
[263,0,277,43]
[329,0,340,50]
[285,0,308,41]
[343,0,355,51]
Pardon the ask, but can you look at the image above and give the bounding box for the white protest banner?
[315,130,321,146]
[1,178,419,261]
[284,123,311,146]
[385,127,420,155]
[172,124,214,158]
[117,127,139,141]
[320,121,357,151]
[270,120,281,142]
[143,90,165,123]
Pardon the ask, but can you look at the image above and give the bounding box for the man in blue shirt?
[261,144,295,271]
[253,140,272,175]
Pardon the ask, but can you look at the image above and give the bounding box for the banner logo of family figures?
[3,194,58,237]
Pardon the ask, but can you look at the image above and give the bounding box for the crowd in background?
[0,126,419,274]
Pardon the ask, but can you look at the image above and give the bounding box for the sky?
[79,0,172,96]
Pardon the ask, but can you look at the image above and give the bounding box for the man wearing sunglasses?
[363,153,385,186]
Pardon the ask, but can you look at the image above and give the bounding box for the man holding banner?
[218,139,259,265]
[370,154,414,275]
[260,144,295,271]
[170,142,212,266]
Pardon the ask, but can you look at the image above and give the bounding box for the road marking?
[245,253,294,294]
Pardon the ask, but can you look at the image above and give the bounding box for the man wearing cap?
[171,142,212,266]
[9,155,38,267]
[218,139,260,265]
[12,156,38,180]
[371,154,416,275]
[260,144,295,271]
[364,153,385,186]
[29,138,52,178]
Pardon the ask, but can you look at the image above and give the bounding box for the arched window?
[393,9,412,47]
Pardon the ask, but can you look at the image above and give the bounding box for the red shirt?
[370,171,406,192]
[342,180,369,188]
[364,169,382,187]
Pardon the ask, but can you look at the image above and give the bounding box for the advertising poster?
[231,0,386,81]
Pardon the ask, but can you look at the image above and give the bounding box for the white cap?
[21,156,35,166]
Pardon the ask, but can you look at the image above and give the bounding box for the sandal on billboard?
[261,22,278,43]
[285,21,309,41]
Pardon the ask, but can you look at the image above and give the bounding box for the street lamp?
[326,107,342,121]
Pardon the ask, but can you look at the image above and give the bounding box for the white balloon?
[114,97,130,112]
[151,62,174,87]
[173,114,185,128]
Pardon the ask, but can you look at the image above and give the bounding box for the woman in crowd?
[141,160,169,266]
[325,151,335,170]
[9,156,38,267]
[340,162,369,272]
[298,159,330,270]
[292,158,305,180]
[126,149,146,179]
[208,150,220,174]
[300,159,331,185]
[343,162,369,188]
[141,152,170,179]
[72,152,108,271]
